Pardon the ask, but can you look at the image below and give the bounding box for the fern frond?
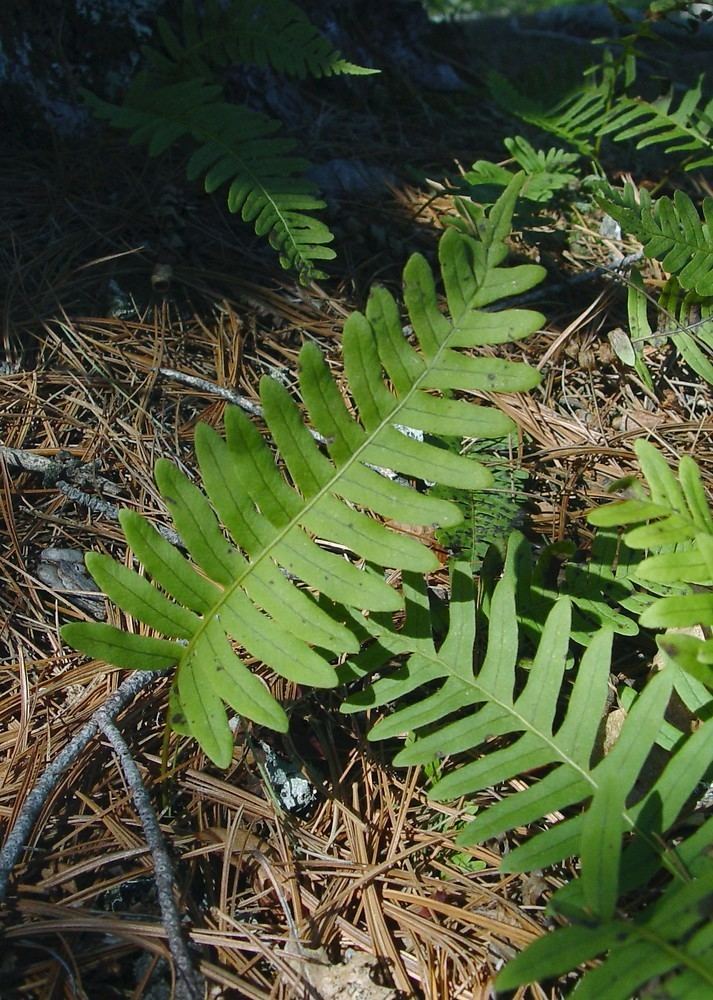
[597,76,713,171]
[344,532,710,866]
[430,439,529,572]
[344,534,713,995]
[84,79,336,282]
[355,556,657,853]
[589,439,713,687]
[598,182,713,296]
[462,136,580,206]
[498,750,713,997]
[487,71,610,156]
[63,178,545,766]
[506,527,639,648]
[146,0,377,82]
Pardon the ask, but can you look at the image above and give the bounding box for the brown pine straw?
[2,172,711,997]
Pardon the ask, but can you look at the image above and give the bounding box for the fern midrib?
[177,280,497,676]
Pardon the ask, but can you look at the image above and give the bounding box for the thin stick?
[157,367,327,444]
[0,670,163,902]
[158,367,265,420]
[96,716,205,1000]
[0,445,181,545]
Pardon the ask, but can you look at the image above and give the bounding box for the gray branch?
[0,670,163,902]
[97,716,205,1000]
[157,367,327,444]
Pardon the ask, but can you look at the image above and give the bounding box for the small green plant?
[461,135,580,206]
[83,0,378,282]
[599,182,713,297]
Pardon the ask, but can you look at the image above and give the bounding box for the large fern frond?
[145,0,377,82]
[343,535,713,996]
[84,79,336,282]
[63,177,544,766]
[588,438,713,687]
[343,536,690,862]
[597,75,713,171]
[599,182,713,295]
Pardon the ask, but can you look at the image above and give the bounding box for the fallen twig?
[157,367,265,420]
[0,445,181,545]
[157,367,328,444]
[97,715,205,1000]
[0,670,164,902]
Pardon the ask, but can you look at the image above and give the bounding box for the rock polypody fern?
[63,176,544,767]
[83,0,377,282]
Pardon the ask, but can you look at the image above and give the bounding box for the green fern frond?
[498,817,713,998]
[345,538,677,861]
[343,530,710,862]
[598,182,713,296]
[589,438,713,687]
[462,135,580,206]
[597,76,713,171]
[657,276,713,385]
[505,527,640,648]
[146,0,377,82]
[487,71,610,156]
[429,439,529,572]
[84,79,336,282]
[343,533,713,995]
[63,177,544,766]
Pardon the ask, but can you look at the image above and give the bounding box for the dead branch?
[97,715,205,1000]
[0,670,164,902]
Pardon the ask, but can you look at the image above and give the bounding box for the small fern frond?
[597,76,713,171]
[146,0,377,82]
[505,527,639,648]
[430,440,529,572]
[598,182,713,296]
[63,178,545,766]
[589,438,713,686]
[657,276,713,385]
[462,136,580,206]
[84,79,336,282]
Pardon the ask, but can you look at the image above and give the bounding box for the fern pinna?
[83,0,377,283]
[63,176,544,767]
